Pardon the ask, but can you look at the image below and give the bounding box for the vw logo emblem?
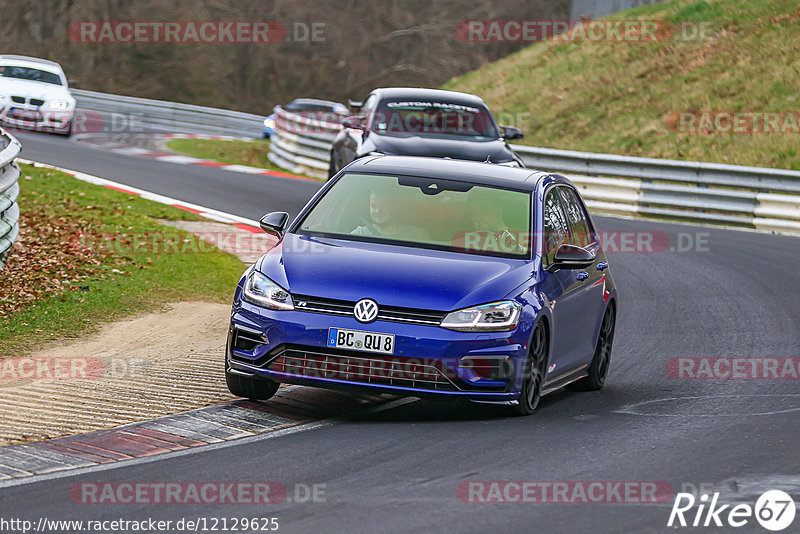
[354,298,379,323]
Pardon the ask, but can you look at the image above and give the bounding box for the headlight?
[49,100,69,110]
[263,118,275,129]
[497,160,521,167]
[440,301,522,332]
[367,151,385,156]
[242,271,294,310]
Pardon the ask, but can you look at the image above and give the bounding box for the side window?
[542,188,570,265]
[558,187,592,248]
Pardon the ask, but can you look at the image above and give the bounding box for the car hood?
[258,234,534,312]
[367,134,516,163]
[0,79,72,102]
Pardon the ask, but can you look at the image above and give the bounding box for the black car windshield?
[371,100,499,139]
[297,172,532,259]
[0,66,62,85]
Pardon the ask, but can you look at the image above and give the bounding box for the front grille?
[11,96,25,104]
[267,348,460,391]
[8,108,43,121]
[30,98,44,107]
[293,294,447,326]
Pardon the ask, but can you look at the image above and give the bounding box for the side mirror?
[341,115,366,130]
[68,79,80,88]
[547,244,595,272]
[500,125,523,140]
[259,212,289,238]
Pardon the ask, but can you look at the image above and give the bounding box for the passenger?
[351,190,428,240]
[467,189,523,253]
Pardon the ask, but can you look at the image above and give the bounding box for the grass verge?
[166,138,318,179]
[0,164,246,357]
[445,0,800,170]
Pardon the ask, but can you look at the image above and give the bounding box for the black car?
[329,87,524,178]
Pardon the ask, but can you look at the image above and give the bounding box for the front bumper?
[0,108,73,132]
[227,300,533,401]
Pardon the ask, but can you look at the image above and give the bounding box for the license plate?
[327,328,394,355]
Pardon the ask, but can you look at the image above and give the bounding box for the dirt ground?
[0,302,234,444]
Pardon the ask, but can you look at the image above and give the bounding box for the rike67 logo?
[668,490,796,531]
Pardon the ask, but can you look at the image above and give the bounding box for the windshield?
[371,99,499,139]
[297,172,531,259]
[0,65,62,85]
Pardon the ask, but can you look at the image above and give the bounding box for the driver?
[351,190,428,240]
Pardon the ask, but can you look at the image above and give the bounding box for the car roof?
[0,55,63,72]
[287,98,346,109]
[369,87,487,107]
[346,155,553,191]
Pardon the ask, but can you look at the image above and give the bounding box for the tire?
[566,303,615,392]
[225,357,279,400]
[57,121,72,137]
[510,321,548,416]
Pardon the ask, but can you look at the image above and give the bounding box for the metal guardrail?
[267,106,341,179]
[72,89,265,138]
[0,129,22,269]
[513,145,800,235]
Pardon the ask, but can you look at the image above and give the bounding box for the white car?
[0,55,76,136]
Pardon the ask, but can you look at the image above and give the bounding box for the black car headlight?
[440,301,522,332]
[242,271,294,310]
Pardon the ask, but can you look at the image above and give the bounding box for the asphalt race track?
[5,130,800,533]
[13,130,321,221]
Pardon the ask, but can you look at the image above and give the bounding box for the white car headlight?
[263,118,275,129]
[440,301,522,332]
[48,100,69,110]
[242,271,294,310]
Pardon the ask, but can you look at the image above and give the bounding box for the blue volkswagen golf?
[226,156,617,415]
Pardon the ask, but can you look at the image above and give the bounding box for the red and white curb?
[18,158,269,234]
[0,388,402,485]
[74,133,320,182]
[162,133,254,141]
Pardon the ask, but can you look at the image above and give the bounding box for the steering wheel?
[498,230,523,253]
